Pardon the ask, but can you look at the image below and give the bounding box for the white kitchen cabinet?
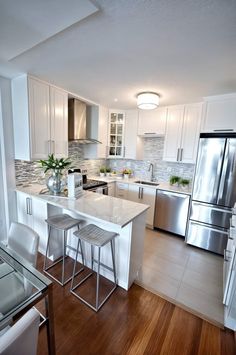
[115,182,128,199]
[137,107,167,136]
[107,182,115,197]
[84,105,109,159]
[49,86,68,158]
[163,103,202,164]
[108,110,125,158]
[128,184,155,227]
[16,191,48,255]
[12,75,68,160]
[124,110,144,160]
[202,93,236,132]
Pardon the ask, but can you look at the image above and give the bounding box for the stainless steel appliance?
[68,168,108,194]
[187,133,236,255]
[68,99,101,144]
[154,190,190,237]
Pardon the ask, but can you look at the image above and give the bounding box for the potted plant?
[169,175,181,186]
[99,167,106,177]
[106,167,111,176]
[39,154,71,194]
[122,168,132,179]
[111,170,117,177]
[180,178,190,190]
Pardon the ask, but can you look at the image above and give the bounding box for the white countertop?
[90,176,192,195]
[16,184,149,228]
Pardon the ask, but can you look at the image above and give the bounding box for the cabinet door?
[128,184,140,203]
[180,104,202,164]
[107,182,115,197]
[97,106,109,159]
[128,184,155,227]
[108,110,125,158]
[163,106,184,162]
[50,86,68,158]
[202,95,236,132]
[28,77,50,159]
[124,110,139,159]
[16,192,33,228]
[141,186,156,227]
[115,182,128,199]
[31,197,48,255]
[138,108,167,136]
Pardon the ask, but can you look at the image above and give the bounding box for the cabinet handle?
[180,148,183,161]
[51,140,55,154]
[177,148,180,161]
[138,187,141,199]
[224,249,228,261]
[47,140,51,154]
[141,187,144,199]
[106,146,109,157]
[214,129,234,132]
[29,198,32,215]
[26,197,31,215]
[123,146,126,158]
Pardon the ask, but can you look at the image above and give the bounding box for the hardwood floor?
[36,253,235,355]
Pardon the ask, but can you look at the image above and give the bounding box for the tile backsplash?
[15,138,195,185]
[108,137,195,183]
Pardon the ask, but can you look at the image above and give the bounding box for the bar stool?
[44,214,84,286]
[71,224,118,312]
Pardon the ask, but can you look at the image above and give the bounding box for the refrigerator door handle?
[217,141,229,204]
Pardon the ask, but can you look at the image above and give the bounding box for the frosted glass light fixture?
[137,92,160,110]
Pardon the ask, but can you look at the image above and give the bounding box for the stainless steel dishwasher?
[154,190,190,237]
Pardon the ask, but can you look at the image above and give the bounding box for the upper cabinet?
[108,110,125,158]
[163,103,202,164]
[12,75,68,161]
[124,110,144,160]
[201,94,236,132]
[137,107,167,136]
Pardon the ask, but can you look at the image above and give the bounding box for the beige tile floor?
[136,228,224,326]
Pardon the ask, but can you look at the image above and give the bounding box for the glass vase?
[47,171,63,195]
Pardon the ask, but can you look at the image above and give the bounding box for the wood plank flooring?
[36,253,235,355]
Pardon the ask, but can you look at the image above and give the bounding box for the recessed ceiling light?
[137,92,160,110]
[114,98,118,102]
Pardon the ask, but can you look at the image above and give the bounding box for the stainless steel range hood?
[68,98,101,144]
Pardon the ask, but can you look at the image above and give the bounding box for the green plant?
[39,154,71,174]
[169,175,181,185]
[100,167,106,173]
[122,168,132,175]
[180,178,190,186]
[106,167,111,173]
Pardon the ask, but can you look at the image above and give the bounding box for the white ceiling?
[1,0,236,108]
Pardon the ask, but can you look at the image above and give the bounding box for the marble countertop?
[89,176,192,195]
[16,184,149,228]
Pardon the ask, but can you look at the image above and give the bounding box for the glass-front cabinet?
[108,110,125,158]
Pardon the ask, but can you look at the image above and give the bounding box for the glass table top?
[0,242,51,329]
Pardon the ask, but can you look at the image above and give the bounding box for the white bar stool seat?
[44,214,84,286]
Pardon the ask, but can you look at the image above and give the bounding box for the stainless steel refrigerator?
[187,133,236,255]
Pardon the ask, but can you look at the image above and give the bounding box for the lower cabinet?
[128,184,156,227]
[115,182,129,199]
[107,182,115,197]
[16,191,48,255]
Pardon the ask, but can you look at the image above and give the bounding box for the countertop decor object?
[39,154,71,195]
[122,169,132,179]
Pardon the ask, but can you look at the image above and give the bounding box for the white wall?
[0,76,17,237]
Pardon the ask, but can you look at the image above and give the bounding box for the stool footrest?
[92,259,115,273]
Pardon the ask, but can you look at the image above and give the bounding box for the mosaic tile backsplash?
[108,137,195,183]
[15,138,195,186]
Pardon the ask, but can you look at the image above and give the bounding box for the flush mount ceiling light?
[137,92,160,110]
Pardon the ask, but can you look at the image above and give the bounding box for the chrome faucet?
[148,163,155,181]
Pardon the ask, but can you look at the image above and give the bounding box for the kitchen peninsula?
[15,184,149,290]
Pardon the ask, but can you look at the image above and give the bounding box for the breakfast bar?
[15,185,149,290]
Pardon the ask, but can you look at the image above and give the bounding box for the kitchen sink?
[134,180,159,186]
